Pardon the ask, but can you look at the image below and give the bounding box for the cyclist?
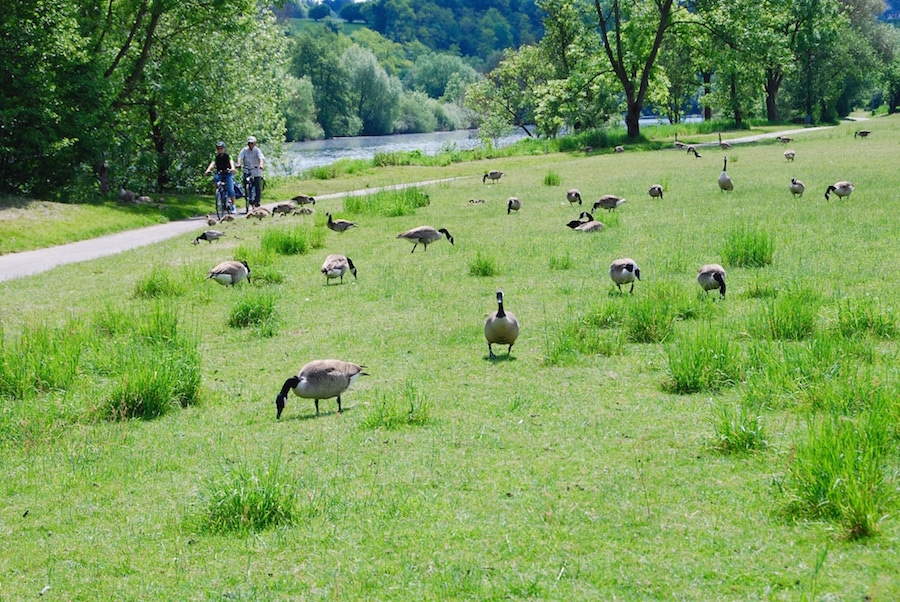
[204,141,236,213]
[237,135,265,209]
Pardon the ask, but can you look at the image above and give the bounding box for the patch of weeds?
[745,275,777,299]
[344,187,430,217]
[198,459,297,534]
[754,285,820,340]
[543,170,561,186]
[469,249,499,277]
[260,224,325,255]
[133,265,187,298]
[836,295,897,339]
[721,224,775,268]
[623,294,678,343]
[362,381,430,429]
[709,400,767,454]
[228,291,278,336]
[664,325,742,394]
[0,320,84,400]
[542,319,625,366]
[549,251,573,270]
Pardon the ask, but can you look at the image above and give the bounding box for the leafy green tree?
[350,29,416,77]
[342,46,403,135]
[291,30,358,138]
[309,4,332,20]
[283,76,324,141]
[406,54,480,99]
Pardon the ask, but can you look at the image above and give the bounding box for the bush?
[199,460,297,533]
[721,224,775,268]
[344,187,430,217]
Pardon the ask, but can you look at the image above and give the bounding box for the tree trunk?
[765,70,782,122]
[625,104,641,138]
[730,75,742,129]
[94,162,110,194]
[148,104,169,191]
[702,71,712,121]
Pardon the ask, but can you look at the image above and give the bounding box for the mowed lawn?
[1,117,898,599]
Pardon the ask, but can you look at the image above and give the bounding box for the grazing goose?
[468,198,486,204]
[674,133,686,150]
[397,226,454,252]
[789,178,805,197]
[291,194,316,205]
[119,188,136,203]
[276,359,367,418]
[218,213,236,222]
[206,214,219,227]
[783,150,795,161]
[326,212,357,232]
[507,197,521,214]
[614,145,625,153]
[246,206,270,220]
[484,290,520,359]
[566,213,589,229]
[697,264,727,298]
[610,258,641,293]
[483,170,504,184]
[776,136,792,144]
[321,254,357,284]
[718,132,733,150]
[687,146,702,158]
[854,130,871,139]
[718,157,734,192]
[207,260,250,286]
[567,211,604,232]
[566,189,583,205]
[648,184,664,199]
[592,194,627,212]
[292,207,314,215]
[824,181,854,201]
[193,230,225,244]
[272,202,296,216]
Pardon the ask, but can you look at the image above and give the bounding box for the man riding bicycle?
[204,141,236,213]
[237,135,265,209]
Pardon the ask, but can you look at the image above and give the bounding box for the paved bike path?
[0,178,465,283]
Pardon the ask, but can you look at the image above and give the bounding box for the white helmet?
[247,136,257,144]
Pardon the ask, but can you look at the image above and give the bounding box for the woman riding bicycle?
[237,135,265,209]
[204,141,236,213]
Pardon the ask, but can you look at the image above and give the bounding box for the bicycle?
[214,170,236,220]
[241,167,264,213]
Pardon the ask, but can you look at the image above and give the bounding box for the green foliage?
[709,401,767,454]
[543,312,626,366]
[0,321,84,400]
[198,459,297,534]
[665,325,742,394]
[468,250,499,277]
[344,188,430,216]
[133,266,188,299]
[836,296,898,338]
[228,292,278,335]
[721,224,775,268]
[361,382,430,430]
[260,223,325,255]
[754,285,820,340]
[543,170,561,186]
[548,251,573,270]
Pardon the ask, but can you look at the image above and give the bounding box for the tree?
[341,46,402,135]
[291,30,358,138]
[309,4,333,20]
[406,54,480,99]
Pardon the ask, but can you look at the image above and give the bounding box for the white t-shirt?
[238,146,265,177]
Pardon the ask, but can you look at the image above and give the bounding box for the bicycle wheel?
[215,187,226,220]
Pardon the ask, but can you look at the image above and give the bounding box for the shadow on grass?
[279,405,354,422]
[484,353,518,363]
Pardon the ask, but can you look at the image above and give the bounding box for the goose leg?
[629,282,635,294]
[337,395,343,414]
[488,343,496,359]
[507,344,514,356]
[315,399,320,415]
[411,243,417,253]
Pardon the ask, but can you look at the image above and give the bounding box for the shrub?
[709,401,767,454]
[721,224,774,268]
[361,381,430,429]
[543,170,561,186]
[836,296,897,339]
[665,325,742,394]
[469,250,499,277]
[133,265,187,298]
[199,460,297,533]
[260,224,324,255]
[344,187,430,217]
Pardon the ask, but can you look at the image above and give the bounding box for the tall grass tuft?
[362,381,430,429]
[836,295,897,339]
[623,294,677,343]
[133,265,187,298]
[198,459,297,533]
[754,285,820,340]
[543,170,561,186]
[548,251,573,270]
[709,400,767,454]
[782,407,893,539]
[469,249,499,277]
[260,224,325,255]
[721,224,775,268]
[0,320,84,400]
[542,318,625,366]
[664,325,742,394]
[344,187,430,217]
[228,291,278,335]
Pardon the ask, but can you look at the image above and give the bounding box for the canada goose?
[697,264,727,298]
[783,150,795,161]
[592,194,627,212]
[718,132,732,150]
[468,198,486,204]
[824,181,854,201]
[566,189,583,205]
[674,133,686,150]
[610,258,641,293]
[614,145,625,153]
[566,211,604,232]
[566,213,589,229]
[507,197,521,214]
[776,136,792,144]
[718,157,734,192]
[326,212,357,232]
[292,207,314,215]
[687,146,702,158]
[192,230,225,244]
[118,188,136,203]
[396,226,454,252]
[321,254,357,284]
[484,290,520,359]
[789,178,805,197]
[246,206,270,220]
[272,202,296,216]
[854,130,871,139]
[291,194,316,205]
[648,184,664,199]
[276,359,367,418]
[218,213,236,222]
[206,214,219,227]
[207,260,250,286]
[483,170,503,184]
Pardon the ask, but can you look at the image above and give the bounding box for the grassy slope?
[1,117,898,599]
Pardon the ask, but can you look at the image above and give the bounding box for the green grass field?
[1,117,898,599]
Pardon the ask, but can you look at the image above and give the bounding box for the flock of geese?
[195,126,870,419]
